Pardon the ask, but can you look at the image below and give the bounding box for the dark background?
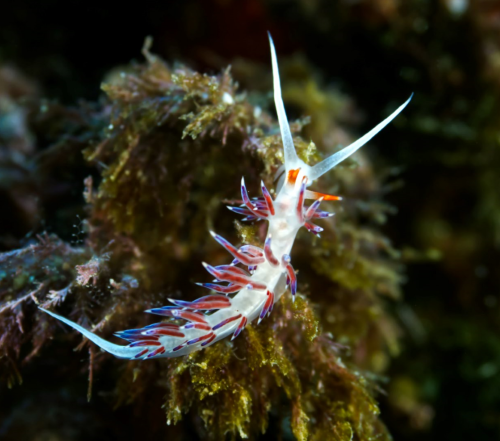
[1,1,499,440]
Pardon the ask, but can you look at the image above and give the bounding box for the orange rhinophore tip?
[286,168,300,185]
[305,190,342,201]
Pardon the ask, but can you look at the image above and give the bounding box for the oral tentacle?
[267,32,301,172]
[308,94,413,181]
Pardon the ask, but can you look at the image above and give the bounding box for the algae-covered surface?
[1,1,499,440]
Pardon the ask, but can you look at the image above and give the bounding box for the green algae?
[0,39,405,440]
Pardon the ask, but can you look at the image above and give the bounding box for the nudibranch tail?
[39,33,411,361]
[39,308,144,359]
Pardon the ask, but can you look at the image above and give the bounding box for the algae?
[0,38,401,440]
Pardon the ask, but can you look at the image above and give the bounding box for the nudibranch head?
[268,32,412,191]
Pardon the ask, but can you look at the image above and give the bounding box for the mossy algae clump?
[0,39,404,440]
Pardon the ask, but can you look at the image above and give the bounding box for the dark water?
[1,1,499,440]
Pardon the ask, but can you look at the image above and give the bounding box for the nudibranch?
[40,34,412,360]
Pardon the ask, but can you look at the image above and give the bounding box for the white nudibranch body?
[40,34,412,360]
